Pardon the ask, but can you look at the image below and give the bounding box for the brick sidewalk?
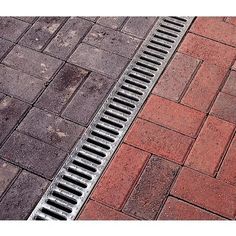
[78,17,236,220]
[0,16,157,219]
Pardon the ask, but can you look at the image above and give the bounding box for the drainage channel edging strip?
[28,16,194,220]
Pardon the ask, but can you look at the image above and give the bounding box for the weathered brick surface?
[152,52,200,101]
[16,17,36,23]
[0,160,19,197]
[0,38,13,59]
[226,17,236,26]
[158,197,223,220]
[0,170,48,220]
[18,107,84,151]
[139,95,205,137]
[125,118,193,164]
[0,132,66,179]
[62,72,114,126]
[211,92,236,124]
[0,64,44,103]
[0,96,29,144]
[123,156,179,219]
[91,144,150,209]
[179,33,236,68]
[0,17,29,41]
[19,17,66,50]
[222,71,236,97]
[185,116,235,176]
[171,167,236,219]
[36,63,88,114]
[81,17,97,22]
[44,17,93,60]
[83,24,141,58]
[181,62,227,112]
[97,17,126,30]
[79,200,134,220]
[217,135,236,186]
[68,43,129,79]
[122,17,156,38]
[3,45,62,80]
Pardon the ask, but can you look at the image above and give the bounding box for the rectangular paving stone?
[0,132,66,179]
[122,17,156,38]
[222,71,236,97]
[185,116,235,176]
[0,159,19,197]
[152,52,200,101]
[19,17,66,51]
[68,43,129,79]
[210,92,236,124]
[97,17,126,30]
[181,62,227,112]
[79,200,134,220]
[139,95,205,137]
[0,96,29,144]
[158,197,223,220]
[83,24,141,58]
[18,107,84,151]
[123,156,179,220]
[3,45,62,80]
[0,170,49,220]
[62,72,114,126]
[91,144,150,209]
[0,64,44,103]
[0,38,13,59]
[178,33,236,68]
[44,17,93,60]
[0,17,29,41]
[171,167,236,219]
[36,63,88,114]
[125,118,193,164]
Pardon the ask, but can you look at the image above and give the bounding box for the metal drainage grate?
[29,16,194,220]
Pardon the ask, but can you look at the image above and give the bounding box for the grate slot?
[72,159,97,173]
[149,39,172,49]
[95,123,119,136]
[163,18,184,27]
[52,190,78,205]
[35,215,46,220]
[113,97,136,109]
[120,84,143,96]
[171,16,187,22]
[160,23,181,33]
[34,212,56,220]
[146,45,168,55]
[128,73,151,83]
[143,50,165,60]
[91,130,116,142]
[67,165,92,181]
[156,29,178,38]
[100,117,123,129]
[86,137,111,150]
[139,55,162,66]
[47,198,72,214]
[153,34,175,43]
[132,66,155,77]
[104,109,128,122]
[117,90,140,102]
[77,150,102,164]
[41,207,67,220]
[62,174,87,189]
[135,61,158,71]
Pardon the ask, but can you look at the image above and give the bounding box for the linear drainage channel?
[29,16,194,220]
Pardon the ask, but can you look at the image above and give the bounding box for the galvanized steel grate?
[29,16,194,220]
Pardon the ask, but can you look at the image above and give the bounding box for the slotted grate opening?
[29,16,194,220]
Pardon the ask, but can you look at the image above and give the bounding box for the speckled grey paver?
[16,17,37,24]
[83,24,141,58]
[36,63,88,114]
[68,43,129,79]
[0,38,13,59]
[62,72,114,126]
[3,45,62,80]
[97,17,126,30]
[0,170,49,220]
[18,107,84,151]
[0,132,66,179]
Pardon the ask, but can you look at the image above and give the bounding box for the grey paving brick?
[68,43,129,79]
[82,17,98,22]
[0,159,19,197]
[0,170,49,220]
[0,96,29,144]
[0,38,13,59]
[62,72,114,126]
[0,93,5,101]
[44,17,93,60]
[0,132,66,179]
[97,17,126,30]
[3,45,62,80]
[83,24,141,58]
[19,17,66,51]
[16,17,37,23]
[122,17,156,39]
[35,63,88,114]
[18,107,84,151]
[0,17,29,41]
[0,64,44,103]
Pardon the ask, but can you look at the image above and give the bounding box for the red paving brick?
[171,167,236,219]
[158,197,223,220]
[232,60,236,70]
[226,17,236,26]
[181,62,227,112]
[139,95,205,137]
[222,71,236,97]
[91,144,150,209]
[125,118,193,164]
[185,116,235,176]
[178,33,236,68]
[217,135,236,186]
[79,200,134,220]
